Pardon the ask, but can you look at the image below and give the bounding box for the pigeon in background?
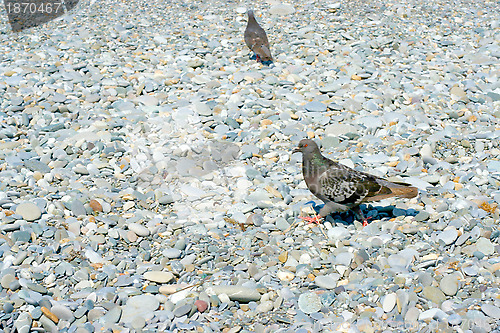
[293,139,418,226]
[244,10,273,65]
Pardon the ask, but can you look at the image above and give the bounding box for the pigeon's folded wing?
[318,167,388,205]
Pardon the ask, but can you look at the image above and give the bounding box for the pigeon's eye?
[304,144,308,147]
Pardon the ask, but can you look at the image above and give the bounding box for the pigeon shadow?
[305,201,419,225]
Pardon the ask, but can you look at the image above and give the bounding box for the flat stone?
[481,303,500,319]
[439,274,459,296]
[269,3,295,15]
[143,271,174,284]
[50,305,74,321]
[304,101,327,112]
[325,124,357,136]
[195,300,208,312]
[447,313,462,325]
[101,306,121,323]
[315,274,339,290]
[15,202,42,221]
[298,292,322,314]
[437,228,458,245]
[24,160,51,173]
[422,286,446,305]
[404,307,420,323]
[122,295,159,323]
[419,308,448,321]
[163,248,182,259]
[71,200,86,217]
[475,237,494,255]
[210,285,260,302]
[173,304,192,317]
[414,211,430,221]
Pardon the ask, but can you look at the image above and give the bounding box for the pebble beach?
[0,0,499,332]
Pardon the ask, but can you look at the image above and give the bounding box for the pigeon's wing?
[245,28,269,49]
[317,166,388,206]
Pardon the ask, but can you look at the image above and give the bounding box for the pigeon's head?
[247,10,255,18]
[293,139,319,154]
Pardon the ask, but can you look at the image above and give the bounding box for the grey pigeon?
[293,139,418,225]
[244,10,273,64]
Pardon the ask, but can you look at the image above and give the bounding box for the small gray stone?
[414,211,430,221]
[12,231,31,243]
[173,304,192,317]
[315,274,339,290]
[71,200,86,217]
[163,248,182,259]
[24,160,51,173]
[304,101,327,112]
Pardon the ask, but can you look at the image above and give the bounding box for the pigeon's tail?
[366,180,418,201]
[388,184,419,198]
[255,44,272,62]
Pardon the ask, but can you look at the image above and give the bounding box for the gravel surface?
[0,0,499,332]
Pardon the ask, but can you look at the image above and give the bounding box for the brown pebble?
[194,300,208,313]
[89,199,103,212]
[41,306,59,323]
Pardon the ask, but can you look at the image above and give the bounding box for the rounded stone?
[128,223,150,237]
[383,293,397,312]
[298,292,322,314]
[194,300,208,313]
[439,274,459,296]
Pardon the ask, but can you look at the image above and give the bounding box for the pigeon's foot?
[298,215,323,225]
[352,206,374,226]
[362,216,374,227]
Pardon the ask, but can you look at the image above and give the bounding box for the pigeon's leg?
[256,54,261,62]
[298,215,323,224]
[352,206,372,227]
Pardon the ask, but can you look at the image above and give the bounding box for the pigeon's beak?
[293,147,301,154]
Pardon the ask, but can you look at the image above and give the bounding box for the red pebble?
[194,300,208,313]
